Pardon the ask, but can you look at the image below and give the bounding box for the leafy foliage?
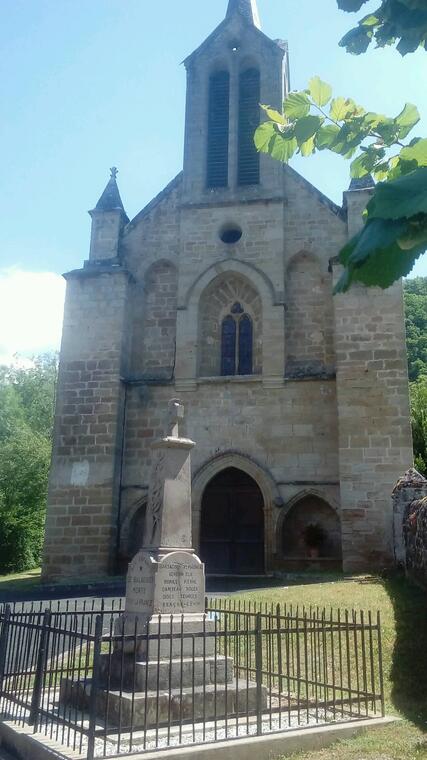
[338,0,427,56]
[0,354,58,574]
[255,79,427,291]
[404,277,427,381]
[410,376,427,476]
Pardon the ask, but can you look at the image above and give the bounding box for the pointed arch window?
[221,303,253,376]
[207,70,230,189]
[238,67,261,185]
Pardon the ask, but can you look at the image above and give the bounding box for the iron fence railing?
[0,597,385,759]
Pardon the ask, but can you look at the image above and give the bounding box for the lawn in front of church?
[0,569,425,757]
[232,573,427,760]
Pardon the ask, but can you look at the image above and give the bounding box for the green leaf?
[339,26,372,54]
[375,117,399,145]
[300,135,316,157]
[337,0,369,10]
[400,139,427,166]
[372,162,391,181]
[260,105,287,125]
[269,134,298,162]
[395,103,420,139]
[398,218,427,249]
[334,217,427,293]
[360,13,379,26]
[330,97,352,121]
[283,92,311,119]
[308,77,332,107]
[294,115,324,145]
[254,122,276,153]
[367,167,427,219]
[350,151,377,179]
[348,218,408,265]
[316,124,341,149]
[361,111,386,130]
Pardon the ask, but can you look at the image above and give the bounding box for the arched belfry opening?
[200,468,265,575]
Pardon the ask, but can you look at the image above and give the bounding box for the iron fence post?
[29,609,51,729]
[276,603,283,695]
[0,604,11,695]
[377,611,386,717]
[255,612,263,736]
[87,615,103,760]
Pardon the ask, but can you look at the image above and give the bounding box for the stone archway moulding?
[192,451,281,572]
[175,260,286,385]
[178,258,283,311]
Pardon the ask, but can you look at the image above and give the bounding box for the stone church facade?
[42,0,413,580]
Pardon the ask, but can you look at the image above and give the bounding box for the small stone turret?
[89,167,129,262]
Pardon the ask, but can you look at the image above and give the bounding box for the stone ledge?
[0,716,398,760]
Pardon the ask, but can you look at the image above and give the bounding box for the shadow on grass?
[384,573,427,730]
[206,571,347,594]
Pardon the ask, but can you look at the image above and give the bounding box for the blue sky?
[0,0,426,361]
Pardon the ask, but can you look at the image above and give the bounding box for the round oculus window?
[220,224,243,244]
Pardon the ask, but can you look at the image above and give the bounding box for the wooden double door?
[200,468,265,575]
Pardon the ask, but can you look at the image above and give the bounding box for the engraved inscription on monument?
[126,554,155,616]
[154,551,204,614]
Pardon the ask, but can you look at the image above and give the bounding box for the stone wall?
[333,188,414,572]
[120,378,340,570]
[404,496,427,587]
[42,269,130,580]
[285,251,335,377]
[392,469,427,585]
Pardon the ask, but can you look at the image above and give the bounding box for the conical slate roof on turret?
[226,0,261,28]
[94,167,129,220]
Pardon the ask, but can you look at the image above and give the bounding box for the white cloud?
[0,268,65,365]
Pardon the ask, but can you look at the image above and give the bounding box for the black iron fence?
[0,598,385,759]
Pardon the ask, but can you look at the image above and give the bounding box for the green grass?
[231,573,427,759]
[0,567,41,593]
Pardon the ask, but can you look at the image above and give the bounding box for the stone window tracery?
[220,302,253,376]
[198,277,262,378]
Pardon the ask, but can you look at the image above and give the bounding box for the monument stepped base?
[99,653,234,691]
[60,677,266,729]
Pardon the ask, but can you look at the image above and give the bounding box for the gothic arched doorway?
[200,468,265,575]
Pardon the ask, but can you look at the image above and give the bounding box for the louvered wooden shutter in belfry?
[238,315,253,375]
[221,315,237,375]
[238,68,260,185]
[207,71,230,188]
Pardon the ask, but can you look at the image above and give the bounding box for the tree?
[410,377,427,475]
[404,277,427,381]
[339,0,427,56]
[255,2,427,292]
[0,354,58,574]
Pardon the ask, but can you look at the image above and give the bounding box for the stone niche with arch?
[198,273,262,377]
[279,493,342,571]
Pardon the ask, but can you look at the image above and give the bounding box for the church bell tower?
[182,0,289,203]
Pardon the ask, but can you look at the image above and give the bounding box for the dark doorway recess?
[200,468,265,575]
